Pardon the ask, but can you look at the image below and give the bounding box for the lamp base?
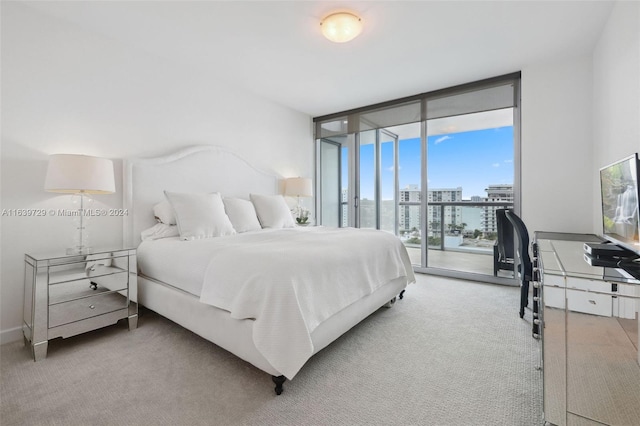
[66,246,93,255]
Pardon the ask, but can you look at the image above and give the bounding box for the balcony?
[399,200,515,279]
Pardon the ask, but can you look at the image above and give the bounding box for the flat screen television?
[599,153,640,257]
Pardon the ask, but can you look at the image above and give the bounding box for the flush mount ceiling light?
[320,12,363,43]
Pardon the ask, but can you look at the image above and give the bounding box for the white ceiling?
[21,1,615,117]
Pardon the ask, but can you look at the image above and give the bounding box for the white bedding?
[138,226,415,379]
[137,235,223,296]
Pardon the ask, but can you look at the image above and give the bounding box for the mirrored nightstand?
[23,247,137,361]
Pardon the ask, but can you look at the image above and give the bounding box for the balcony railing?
[341,199,513,250]
[419,201,514,252]
[339,199,514,276]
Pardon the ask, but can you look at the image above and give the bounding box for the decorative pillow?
[164,191,236,240]
[153,199,177,225]
[222,198,262,233]
[140,223,180,241]
[250,194,295,228]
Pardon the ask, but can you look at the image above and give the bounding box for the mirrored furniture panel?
[23,247,137,361]
[536,232,640,426]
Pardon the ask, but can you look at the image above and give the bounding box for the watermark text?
[1,208,129,217]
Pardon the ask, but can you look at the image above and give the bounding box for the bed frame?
[123,145,407,394]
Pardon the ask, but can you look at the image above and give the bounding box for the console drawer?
[543,286,566,309]
[566,277,612,317]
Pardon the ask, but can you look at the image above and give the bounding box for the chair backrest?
[505,210,533,278]
[496,208,515,260]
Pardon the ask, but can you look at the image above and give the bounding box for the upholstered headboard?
[123,145,279,246]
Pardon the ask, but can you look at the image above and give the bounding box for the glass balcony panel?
[399,204,422,266]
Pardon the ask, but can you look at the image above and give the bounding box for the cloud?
[434,135,452,144]
[386,165,401,172]
[492,163,500,168]
[504,159,513,163]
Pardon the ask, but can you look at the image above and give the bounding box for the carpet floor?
[1,275,542,425]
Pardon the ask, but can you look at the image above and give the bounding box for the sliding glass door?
[318,138,342,227]
[426,109,515,276]
[357,129,398,232]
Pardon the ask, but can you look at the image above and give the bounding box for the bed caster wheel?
[90,282,97,290]
[399,290,405,299]
[272,375,285,395]
[383,297,397,308]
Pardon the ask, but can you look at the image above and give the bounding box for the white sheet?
[137,236,222,296]
[197,227,415,379]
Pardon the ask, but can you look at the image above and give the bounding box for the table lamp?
[285,177,313,224]
[45,154,115,254]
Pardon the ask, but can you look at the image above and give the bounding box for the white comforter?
[197,227,415,379]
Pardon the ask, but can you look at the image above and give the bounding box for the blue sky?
[345,126,514,200]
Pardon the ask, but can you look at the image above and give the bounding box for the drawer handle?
[588,300,596,305]
[89,305,96,309]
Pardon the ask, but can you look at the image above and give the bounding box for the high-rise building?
[341,188,348,227]
[399,184,421,233]
[397,186,463,236]
[481,184,514,235]
[427,187,463,236]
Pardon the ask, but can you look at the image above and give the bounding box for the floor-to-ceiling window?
[314,73,520,285]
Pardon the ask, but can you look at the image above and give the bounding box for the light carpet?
[1,275,542,425]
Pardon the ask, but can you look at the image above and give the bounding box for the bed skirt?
[138,274,407,378]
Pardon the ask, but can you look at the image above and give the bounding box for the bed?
[124,145,415,394]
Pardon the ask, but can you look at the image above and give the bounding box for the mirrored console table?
[536,232,640,426]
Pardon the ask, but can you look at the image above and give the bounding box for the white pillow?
[140,223,180,241]
[153,199,177,225]
[250,194,295,229]
[223,198,262,233]
[164,191,236,240]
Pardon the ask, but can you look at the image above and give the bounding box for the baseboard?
[1,326,24,345]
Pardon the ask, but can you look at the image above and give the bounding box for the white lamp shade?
[45,154,116,194]
[285,177,313,197]
[321,12,363,43]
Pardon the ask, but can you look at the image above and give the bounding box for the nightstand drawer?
[49,291,128,327]
[48,263,127,285]
[49,273,128,304]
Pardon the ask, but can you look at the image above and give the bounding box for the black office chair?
[493,208,515,276]
[505,211,539,336]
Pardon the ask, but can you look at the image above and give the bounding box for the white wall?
[592,1,640,232]
[0,4,313,342]
[521,54,595,235]
[520,1,639,240]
